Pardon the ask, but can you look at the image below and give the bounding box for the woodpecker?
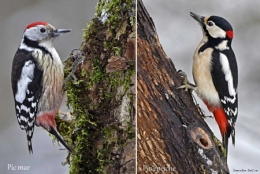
[179,12,238,155]
[11,21,71,154]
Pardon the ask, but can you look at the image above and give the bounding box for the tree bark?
[137,0,229,173]
[57,0,136,173]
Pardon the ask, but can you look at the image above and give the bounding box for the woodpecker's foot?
[189,90,212,119]
[59,111,74,123]
[63,49,85,87]
[194,103,206,117]
[177,70,196,92]
[204,115,214,119]
[200,114,214,119]
[193,98,212,119]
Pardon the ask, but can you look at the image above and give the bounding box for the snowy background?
[142,0,260,173]
[0,0,98,173]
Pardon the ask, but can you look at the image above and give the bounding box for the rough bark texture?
[137,0,229,173]
[56,0,136,173]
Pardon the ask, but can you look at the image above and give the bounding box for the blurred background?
[2,0,260,173]
[143,0,260,173]
[0,0,98,173]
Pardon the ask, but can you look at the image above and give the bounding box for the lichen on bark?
[55,0,136,173]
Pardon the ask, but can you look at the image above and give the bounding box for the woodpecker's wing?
[11,49,43,153]
[211,50,238,144]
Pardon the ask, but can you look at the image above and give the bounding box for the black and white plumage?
[180,12,238,156]
[12,50,43,153]
[211,49,238,146]
[11,22,71,153]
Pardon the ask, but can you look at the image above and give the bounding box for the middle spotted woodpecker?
[11,22,71,154]
[179,12,238,155]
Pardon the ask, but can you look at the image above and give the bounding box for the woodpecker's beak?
[53,29,71,36]
[190,12,205,26]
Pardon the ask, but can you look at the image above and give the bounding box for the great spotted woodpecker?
[11,22,71,154]
[179,12,238,155]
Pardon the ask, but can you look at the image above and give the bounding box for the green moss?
[57,0,136,173]
[82,20,94,40]
[126,121,135,140]
[212,135,227,158]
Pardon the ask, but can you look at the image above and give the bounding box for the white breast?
[192,47,221,107]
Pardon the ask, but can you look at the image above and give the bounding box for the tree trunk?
[137,0,229,173]
[57,0,136,173]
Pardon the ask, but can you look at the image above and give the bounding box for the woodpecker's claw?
[196,105,213,119]
[63,49,85,87]
[191,90,213,119]
[177,70,210,118]
[59,111,74,123]
[177,70,196,92]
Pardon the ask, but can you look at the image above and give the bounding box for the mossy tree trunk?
[137,0,229,173]
[57,0,136,173]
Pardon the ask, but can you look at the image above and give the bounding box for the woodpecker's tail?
[203,100,232,158]
[26,119,35,154]
[212,108,231,157]
[222,130,230,157]
[49,126,71,152]
[26,129,34,154]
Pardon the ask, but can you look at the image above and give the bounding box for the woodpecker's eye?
[40,28,46,33]
[208,21,214,27]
